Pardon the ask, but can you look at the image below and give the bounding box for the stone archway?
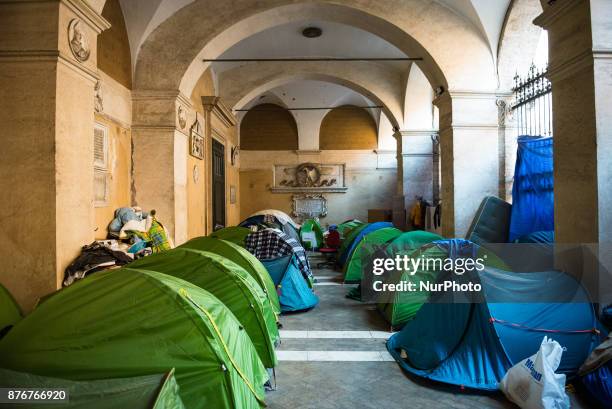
[132,0,498,96]
[223,67,403,130]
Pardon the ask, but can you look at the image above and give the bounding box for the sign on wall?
[292,194,327,218]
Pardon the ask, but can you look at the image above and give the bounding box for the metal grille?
[511,64,552,137]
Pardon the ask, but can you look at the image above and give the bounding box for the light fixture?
[302,27,322,38]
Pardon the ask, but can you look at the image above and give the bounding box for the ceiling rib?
[234,105,383,112]
[203,57,421,62]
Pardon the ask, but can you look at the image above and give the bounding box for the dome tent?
[209,226,251,247]
[0,368,185,409]
[343,227,402,283]
[129,248,279,369]
[179,236,280,315]
[240,214,301,243]
[337,219,363,239]
[246,228,313,286]
[248,209,299,229]
[376,239,507,329]
[0,269,268,409]
[387,264,601,391]
[300,218,324,249]
[0,283,21,337]
[338,222,393,267]
[262,255,319,313]
[383,230,443,257]
[337,223,368,263]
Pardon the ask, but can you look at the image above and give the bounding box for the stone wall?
[239,150,396,225]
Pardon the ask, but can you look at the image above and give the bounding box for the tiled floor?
[265,265,588,409]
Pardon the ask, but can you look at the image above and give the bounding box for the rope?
[489,317,600,335]
[180,289,266,406]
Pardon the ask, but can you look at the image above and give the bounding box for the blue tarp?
[261,256,318,313]
[509,136,554,242]
[338,222,393,267]
[386,245,602,390]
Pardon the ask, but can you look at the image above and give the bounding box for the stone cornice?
[202,96,237,127]
[399,129,438,137]
[0,49,99,82]
[132,89,193,108]
[546,49,595,82]
[62,0,110,33]
[533,0,582,29]
[0,0,111,32]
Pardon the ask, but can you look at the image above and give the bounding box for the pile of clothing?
[63,242,133,286]
[108,207,173,256]
[245,228,313,283]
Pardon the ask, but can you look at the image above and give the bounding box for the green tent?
[384,230,443,257]
[209,226,251,247]
[179,236,281,315]
[377,237,508,329]
[337,219,363,239]
[0,269,268,409]
[343,227,402,283]
[129,248,279,369]
[0,368,185,409]
[300,219,324,249]
[376,243,449,329]
[338,223,369,260]
[0,283,21,335]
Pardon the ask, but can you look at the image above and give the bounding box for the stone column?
[496,96,516,203]
[433,91,500,237]
[132,90,194,246]
[0,0,109,310]
[535,0,612,244]
[399,130,436,224]
[392,130,406,229]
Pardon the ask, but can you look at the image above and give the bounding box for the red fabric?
[325,231,341,248]
[319,247,338,253]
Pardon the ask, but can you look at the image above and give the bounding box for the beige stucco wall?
[239,150,396,226]
[189,71,240,236]
[0,1,107,310]
[93,115,132,239]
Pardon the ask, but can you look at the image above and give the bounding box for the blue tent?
[387,266,601,391]
[261,255,318,313]
[338,222,393,267]
[509,136,554,242]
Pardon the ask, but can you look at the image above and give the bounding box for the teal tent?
[262,255,318,313]
[0,368,185,409]
[0,269,268,409]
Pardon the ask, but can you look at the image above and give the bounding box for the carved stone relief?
[94,80,103,113]
[189,117,204,159]
[68,19,90,62]
[272,162,346,193]
[178,106,187,130]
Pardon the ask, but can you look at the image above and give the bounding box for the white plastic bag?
[499,336,570,409]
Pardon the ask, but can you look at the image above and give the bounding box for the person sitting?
[325,225,341,248]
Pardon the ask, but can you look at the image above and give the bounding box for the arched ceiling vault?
[219,61,405,129]
[128,1,498,97]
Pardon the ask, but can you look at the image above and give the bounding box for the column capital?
[132,89,195,135]
[533,0,582,29]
